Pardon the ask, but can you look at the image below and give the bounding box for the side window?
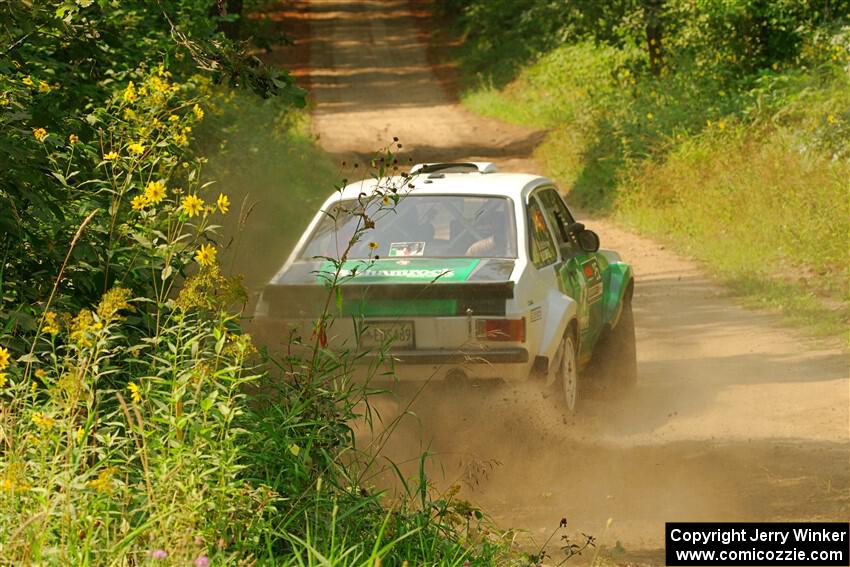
[527,198,558,268]
[537,188,578,256]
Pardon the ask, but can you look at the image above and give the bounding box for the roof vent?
[410,162,498,175]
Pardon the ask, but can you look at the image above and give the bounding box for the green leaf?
[200,392,217,412]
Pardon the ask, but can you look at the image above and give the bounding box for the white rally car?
[253,162,635,411]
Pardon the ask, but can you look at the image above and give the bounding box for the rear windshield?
[301,195,517,260]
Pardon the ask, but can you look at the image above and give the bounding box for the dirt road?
[262,0,849,560]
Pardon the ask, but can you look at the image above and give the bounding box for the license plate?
[360,321,414,349]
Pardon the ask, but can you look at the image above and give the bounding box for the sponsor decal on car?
[582,258,604,303]
[318,258,481,283]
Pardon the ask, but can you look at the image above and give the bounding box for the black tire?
[554,330,580,413]
[594,293,637,392]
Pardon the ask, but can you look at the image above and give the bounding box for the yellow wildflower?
[827,114,836,124]
[34,368,46,380]
[646,112,654,122]
[70,310,95,348]
[68,133,79,145]
[717,120,726,131]
[149,75,169,93]
[168,114,180,122]
[87,468,115,493]
[195,243,217,267]
[193,104,204,120]
[123,108,136,120]
[381,195,392,206]
[44,311,61,334]
[32,412,55,430]
[0,373,6,388]
[181,194,204,217]
[123,81,137,103]
[97,287,132,321]
[144,180,167,204]
[216,193,230,214]
[22,76,35,87]
[38,81,51,93]
[128,141,145,155]
[128,382,141,403]
[0,469,30,493]
[138,85,148,97]
[0,347,9,370]
[173,133,187,146]
[368,241,379,250]
[76,427,85,444]
[103,151,119,161]
[203,205,214,216]
[131,195,149,211]
[33,128,48,142]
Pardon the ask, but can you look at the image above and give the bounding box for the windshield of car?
[300,195,517,260]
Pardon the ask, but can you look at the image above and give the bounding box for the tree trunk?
[644,0,664,75]
[215,0,244,41]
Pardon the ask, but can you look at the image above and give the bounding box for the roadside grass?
[616,127,849,337]
[455,39,850,341]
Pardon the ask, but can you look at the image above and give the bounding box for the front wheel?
[557,332,579,413]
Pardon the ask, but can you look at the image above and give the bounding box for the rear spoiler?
[260,281,514,318]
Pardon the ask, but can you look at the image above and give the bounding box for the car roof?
[334,171,554,203]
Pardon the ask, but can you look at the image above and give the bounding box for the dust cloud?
[353,374,848,560]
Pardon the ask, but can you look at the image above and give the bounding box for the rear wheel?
[557,332,579,413]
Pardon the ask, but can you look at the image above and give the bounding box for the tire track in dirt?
[266,0,849,559]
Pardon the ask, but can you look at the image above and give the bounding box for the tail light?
[475,318,525,342]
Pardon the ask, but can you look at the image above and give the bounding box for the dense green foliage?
[442,0,850,335]
[0,2,509,564]
[442,0,850,86]
[0,0,302,327]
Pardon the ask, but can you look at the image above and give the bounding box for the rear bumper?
[248,316,533,381]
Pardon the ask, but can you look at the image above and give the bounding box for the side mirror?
[576,229,600,253]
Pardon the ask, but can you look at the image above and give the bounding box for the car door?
[524,194,562,331]
[535,188,605,358]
